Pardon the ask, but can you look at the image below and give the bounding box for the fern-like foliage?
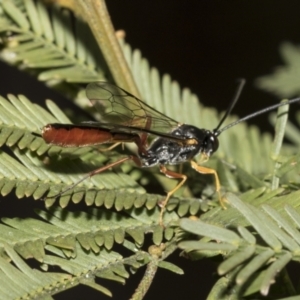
[256,42,300,98]
[0,0,106,83]
[179,193,300,298]
[0,0,299,299]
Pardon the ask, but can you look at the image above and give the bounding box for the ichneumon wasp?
[42,80,300,224]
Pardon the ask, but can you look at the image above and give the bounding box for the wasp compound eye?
[211,135,219,153]
[202,134,219,156]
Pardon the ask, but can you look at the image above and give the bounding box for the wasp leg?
[43,156,137,200]
[98,142,122,152]
[190,160,226,208]
[159,165,187,225]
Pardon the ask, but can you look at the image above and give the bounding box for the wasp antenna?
[213,78,246,133]
[217,97,300,135]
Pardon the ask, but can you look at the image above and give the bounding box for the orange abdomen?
[42,124,135,147]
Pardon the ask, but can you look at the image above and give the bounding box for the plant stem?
[77,0,140,96]
[270,100,289,190]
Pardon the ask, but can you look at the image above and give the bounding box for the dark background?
[1,1,300,299]
[107,1,300,131]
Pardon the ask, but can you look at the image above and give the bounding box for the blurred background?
[1,1,300,299]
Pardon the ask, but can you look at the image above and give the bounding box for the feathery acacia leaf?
[0,0,105,83]
[0,1,300,299]
[179,193,300,298]
[256,42,300,98]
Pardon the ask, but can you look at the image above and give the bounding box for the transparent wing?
[86,82,180,135]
